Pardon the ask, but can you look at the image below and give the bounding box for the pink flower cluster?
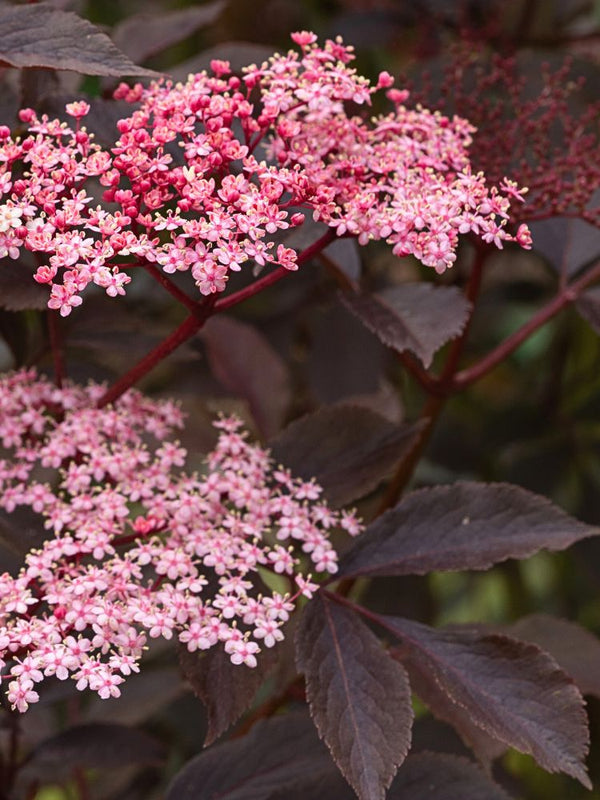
[0,369,360,712]
[260,33,531,271]
[0,33,529,315]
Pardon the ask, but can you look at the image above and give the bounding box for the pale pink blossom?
[0,369,361,711]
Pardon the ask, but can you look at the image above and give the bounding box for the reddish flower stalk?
[96,307,213,408]
[0,33,530,321]
[97,231,336,407]
[453,259,600,389]
[141,261,203,314]
[214,229,337,312]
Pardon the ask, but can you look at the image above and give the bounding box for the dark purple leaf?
[112,2,226,65]
[342,380,404,423]
[165,712,335,800]
[270,406,425,508]
[296,593,413,800]
[502,614,600,699]
[376,615,590,787]
[178,642,277,745]
[341,284,471,368]
[201,315,291,439]
[325,236,362,283]
[388,752,512,799]
[0,5,157,76]
[576,286,600,334]
[0,261,48,311]
[23,723,164,782]
[401,656,506,766]
[269,767,356,800]
[338,482,597,578]
[529,216,600,279]
[307,300,386,404]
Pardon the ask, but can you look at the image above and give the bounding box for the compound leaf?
[178,642,277,745]
[388,752,512,799]
[112,2,226,65]
[0,4,157,76]
[503,614,600,699]
[165,713,335,800]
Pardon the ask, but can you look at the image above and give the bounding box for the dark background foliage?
[1,0,600,798]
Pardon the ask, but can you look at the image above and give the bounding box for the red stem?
[97,230,337,406]
[452,259,600,390]
[214,229,337,312]
[438,245,487,389]
[376,247,488,513]
[214,265,290,312]
[397,351,445,395]
[96,310,211,408]
[142,261,203,314]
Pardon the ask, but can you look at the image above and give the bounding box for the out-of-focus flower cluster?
[0,369,360,712]
[412,48,600,227]
[0,33,529,316]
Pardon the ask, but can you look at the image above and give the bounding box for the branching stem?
[142,261,203,313]
[96,308,212,408]
[377,246,488,512]
[97,230,337,406]
[215,229,337,312]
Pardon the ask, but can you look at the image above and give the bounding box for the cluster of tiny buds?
[0,32,530,316]
[414,47,600,226]
[0,369,361,711]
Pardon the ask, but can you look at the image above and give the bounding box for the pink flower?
[65,101,90,119]
[0,33,529,319]
[291,31,318,47]
[7,678,39,712]
[0,370,359,711]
